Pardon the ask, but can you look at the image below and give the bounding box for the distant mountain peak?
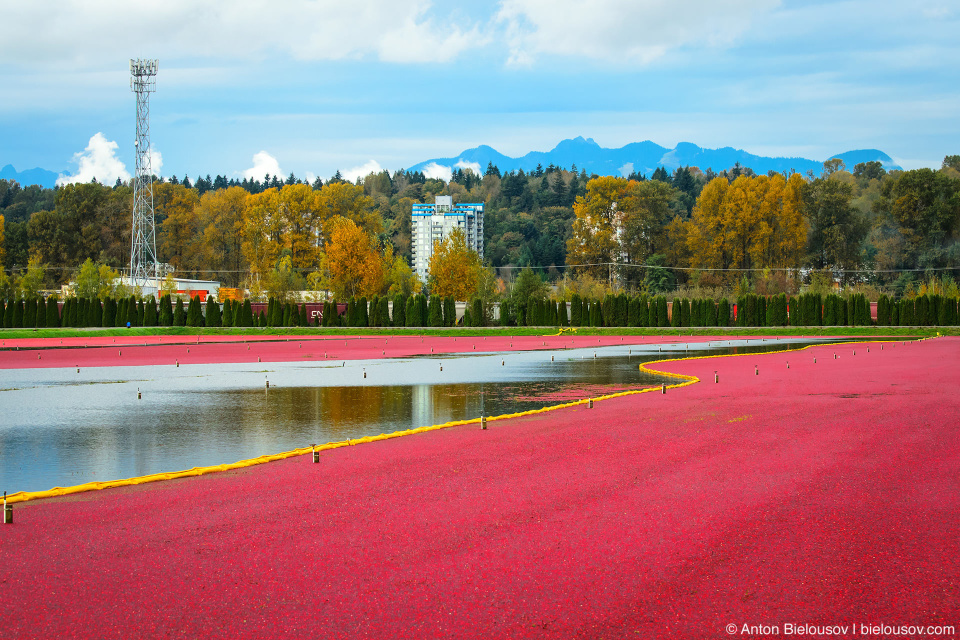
[0,164,61,189]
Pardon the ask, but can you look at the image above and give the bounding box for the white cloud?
[618,162,634,177]
[342,160,385,183]
[57,132,131,186]
[243,151,282,180]
[378,9,484,63]
[454,159,482,176]
[0,1,484,68]
[422,162,452,182]
[147,147,163,177]
[496,0,779,65]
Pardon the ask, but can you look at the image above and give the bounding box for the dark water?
[0,338,840,493]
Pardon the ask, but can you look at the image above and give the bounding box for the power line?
[490,263,960,275]
[3,262,958,277]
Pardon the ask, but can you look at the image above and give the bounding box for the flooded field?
[0,338,841,493]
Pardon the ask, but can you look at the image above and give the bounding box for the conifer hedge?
[393,294,406,328]
[404,296,417,327]
[717,298,730,327]
[173,298,185,326]
[204,297,220,327]
[472,298,484,327]
[428,296,443,327]
[570,295,582,326]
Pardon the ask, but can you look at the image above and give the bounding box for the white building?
[411,195,484,281]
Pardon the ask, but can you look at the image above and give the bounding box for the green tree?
[803,177,868,280]
[379,296,390,327]
[510,267,548,312]
[443,296,455,327]
[393,294,406,327]
[12,299,24,327]
[186,295,203,327]
[644,254,675,293]
[404,296,417,327]
[126,295,138,327]
[205,295,221,327]
[173,297,186,326]
[45,296,60,327]
[23,297,37,327]
[876,168,960,273]
[16,256,46,300]
[159,295,173,326]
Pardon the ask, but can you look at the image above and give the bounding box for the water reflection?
[0,338,840,493]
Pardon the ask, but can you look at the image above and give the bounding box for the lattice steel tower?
[129,58,159,290]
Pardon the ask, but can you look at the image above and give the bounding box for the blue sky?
[1,0,958,185]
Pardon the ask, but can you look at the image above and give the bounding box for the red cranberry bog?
[2,335,958,639]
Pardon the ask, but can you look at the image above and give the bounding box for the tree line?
[2,155,958,308]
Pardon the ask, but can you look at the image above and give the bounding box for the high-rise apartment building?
[411,196,484,281]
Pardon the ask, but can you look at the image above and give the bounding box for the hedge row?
[0,295,255,329]
[318,295,461,328]
[3,292,960,329]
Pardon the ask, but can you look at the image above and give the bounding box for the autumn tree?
[428,228,483,300]
[316,182,382,241]
[323,217,385,299]
[685,174,808,278]
[241,188,284,282]
[566,176,628,279]
[195,186,247,285]
[279,183,321,269]
[156,182,202,276]
[686,177,731,271]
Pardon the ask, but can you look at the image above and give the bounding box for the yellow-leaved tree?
[687,176,731,269]
[323,217,385,299]
[156,182,201,275]
[770,172,808,267]
[686,174,808,274]
[428,228,483,300]
[278,183,321,269]
[196,186,247,285]
[565,176,628,279]
[241,188,284,281]
[316,182,382,241]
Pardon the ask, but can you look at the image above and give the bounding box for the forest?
[1,155,958,306]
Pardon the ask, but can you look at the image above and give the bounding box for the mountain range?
[408,137,900,178]
[3,139,900,189]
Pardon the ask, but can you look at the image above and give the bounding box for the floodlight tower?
[129,58,159,290]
